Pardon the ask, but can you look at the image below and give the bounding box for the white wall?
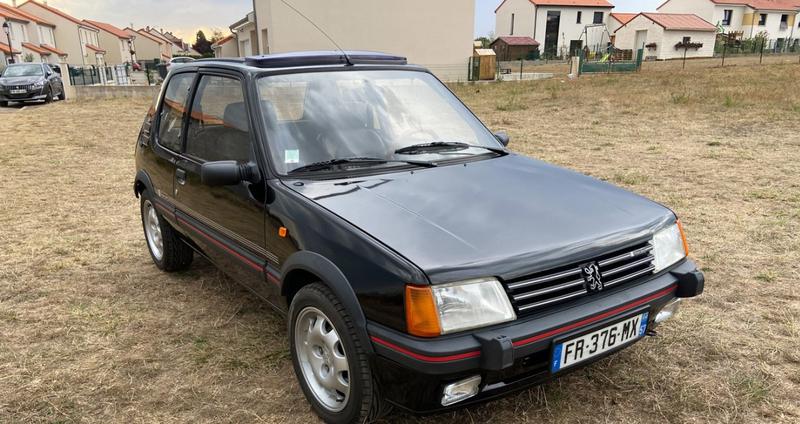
[743,10,797,39]
[658,0,716,21]
[660,30,716,59]
[615,15,715,60]
[495,0,536,37]
[712,5,747,30]
[254,0,474,81]
[533,7,612,57]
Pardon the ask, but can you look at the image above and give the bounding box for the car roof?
[191,50,412,73]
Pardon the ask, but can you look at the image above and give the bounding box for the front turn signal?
[405,285,441,337]
[677,220,690,256]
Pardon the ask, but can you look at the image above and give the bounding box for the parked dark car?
[0,62,65,106]
[133,51,704,424]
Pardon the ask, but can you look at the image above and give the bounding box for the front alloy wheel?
[295,306,351,411]
[289,283,389,423]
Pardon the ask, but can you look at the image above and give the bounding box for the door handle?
[176,168,187,185]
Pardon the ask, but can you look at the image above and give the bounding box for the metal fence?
[68,64,132,86]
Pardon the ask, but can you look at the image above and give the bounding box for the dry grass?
[1,63,799,423]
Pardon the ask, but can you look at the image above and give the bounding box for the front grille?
[504,240,655,315]
[9,84,33,91]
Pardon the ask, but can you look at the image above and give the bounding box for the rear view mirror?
[494,131,510,147]
[201,161,260,186]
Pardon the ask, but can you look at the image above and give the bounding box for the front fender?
[281,250,374,354]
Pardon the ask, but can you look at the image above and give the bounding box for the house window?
[780,14,788,30]
[682,36,691,44]
[758,14,767,26]
[722,9,733,25]
[577,11,582,24]
[511,13,515,35]
[593,11,604,24]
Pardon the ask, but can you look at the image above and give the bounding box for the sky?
[3,0,663,42]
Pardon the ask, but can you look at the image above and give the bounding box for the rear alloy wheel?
[57,86,66,101]
[140,191,193,272]
[289,283,389,423]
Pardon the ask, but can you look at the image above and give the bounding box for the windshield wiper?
[394,141,507,155]
[288,157,437,174]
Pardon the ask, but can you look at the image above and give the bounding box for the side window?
[185,75,252,163]
[157,73,194,152]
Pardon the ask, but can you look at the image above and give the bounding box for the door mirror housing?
[494,131,510,147]
[200,161,260,186]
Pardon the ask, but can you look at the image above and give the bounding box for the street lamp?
[2,21,14,64]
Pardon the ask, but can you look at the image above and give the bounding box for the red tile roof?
[0,2,54,26]
[84,19,131,39]
[0,41,21,55]
[85,43,106,53]
[492,36,540,46]
[659,0,800,11]
[19,0,98,29]
[212,34,234,47]
[22,41,49,54]
[640,13,718,31]
[610,12,637,25]
[531,0,613,6]
[496,0,613,12]
[711,0,800,10]
[129,28,165,45]
[39,43,67,56]
[0,7,28,22]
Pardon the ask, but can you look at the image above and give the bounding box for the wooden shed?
[490,36,540,61]
[472,48,496,80]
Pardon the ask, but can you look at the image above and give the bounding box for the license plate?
[10,89,26,94]
[551,311,648,373]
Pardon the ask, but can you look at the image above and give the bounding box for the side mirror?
[494,131,510,147]
[200,161,260,186]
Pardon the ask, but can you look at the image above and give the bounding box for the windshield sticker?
[285,149,300,164]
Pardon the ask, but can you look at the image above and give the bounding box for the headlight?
[405,278,516,337]
[652,222,688,273]
[33,81,45,88]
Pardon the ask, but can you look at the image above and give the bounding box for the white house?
[0,2,66,65]
[212,34,238,58]
[250,0,475,81]
[84,19,133,65]
[614,13,718,60]
[608,12,637,33]
[495,0,615,58]
[18,0,104,66]
[658,0,800,42]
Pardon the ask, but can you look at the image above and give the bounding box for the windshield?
[2,64,44,77]
[257,70,502,174]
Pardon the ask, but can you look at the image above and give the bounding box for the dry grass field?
[1,63,799,423]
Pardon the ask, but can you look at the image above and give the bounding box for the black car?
[133,51,704,423]
[0,62,65,106]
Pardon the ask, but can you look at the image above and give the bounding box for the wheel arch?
[134,169,154,198]
[281,251,374,354]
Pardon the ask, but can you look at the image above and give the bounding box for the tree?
[192,30,213,56]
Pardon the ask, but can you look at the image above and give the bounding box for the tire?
[57,86,66,101]
[44,87,53,103]
[140,191,193,272]
[289,283,389,424]
[0,101,7,107]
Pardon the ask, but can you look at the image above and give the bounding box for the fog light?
[655,298,682,324]
[441,375,481,406]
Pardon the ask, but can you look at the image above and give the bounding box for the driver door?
[172,72,271,294]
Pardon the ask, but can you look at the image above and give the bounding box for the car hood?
[287,154,674,283]
[0,76,43,85]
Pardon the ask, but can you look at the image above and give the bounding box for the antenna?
[279,0,353,65]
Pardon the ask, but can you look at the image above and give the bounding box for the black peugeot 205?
[133,51,704,423]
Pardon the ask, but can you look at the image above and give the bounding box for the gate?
[579,48,643,74]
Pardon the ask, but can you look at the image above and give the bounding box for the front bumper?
[368,259,704,413]
[0,88,47,102]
